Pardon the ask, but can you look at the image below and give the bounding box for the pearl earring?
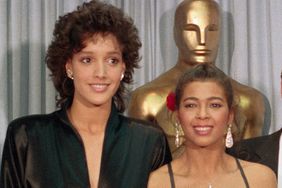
[67,69,74,80]
[120,73,124,81]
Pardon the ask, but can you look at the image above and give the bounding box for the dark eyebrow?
[183,97,198,102]
[207,97,224,101]
[183,96,224,102]
[107,51,122,56]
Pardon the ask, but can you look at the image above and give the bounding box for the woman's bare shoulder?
[239,159,277,187]
[148,164,171,188]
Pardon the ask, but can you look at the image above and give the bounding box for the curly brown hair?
[46,0,141,112]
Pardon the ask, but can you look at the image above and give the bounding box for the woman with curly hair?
[0,1,171,187]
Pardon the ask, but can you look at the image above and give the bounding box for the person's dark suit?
[228,128,282,176]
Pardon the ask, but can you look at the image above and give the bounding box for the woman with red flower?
[148,64,276,188]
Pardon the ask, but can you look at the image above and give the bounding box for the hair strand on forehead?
[175,63,234,110]
[45,0,141,112]
[174,63,241,140]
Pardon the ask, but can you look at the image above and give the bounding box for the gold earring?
[67,69,74,80]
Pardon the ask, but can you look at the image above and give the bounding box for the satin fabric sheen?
[0,104,172,188]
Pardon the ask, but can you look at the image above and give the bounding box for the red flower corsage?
[166,92,176,111]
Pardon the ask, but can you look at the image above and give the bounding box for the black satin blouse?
[0,105,171,188]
